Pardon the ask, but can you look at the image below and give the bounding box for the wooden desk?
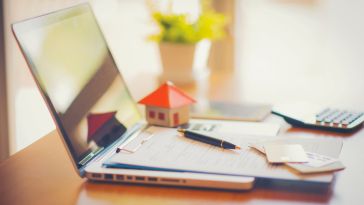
[1,73,364,205]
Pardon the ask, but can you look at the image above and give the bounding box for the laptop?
[12,4,256,190]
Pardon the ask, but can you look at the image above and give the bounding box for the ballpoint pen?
[177,128,241,150]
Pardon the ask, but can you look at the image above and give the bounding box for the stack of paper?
[250,140,345,174]
[106,125,344,183]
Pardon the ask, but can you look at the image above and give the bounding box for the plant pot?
[159,40,211,86]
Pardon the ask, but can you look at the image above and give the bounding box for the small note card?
[249,141,345,173]
[295,152,338,168]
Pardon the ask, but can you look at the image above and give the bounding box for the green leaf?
[148,2,228,44]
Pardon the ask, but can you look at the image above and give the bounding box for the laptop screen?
[12,4,142,168]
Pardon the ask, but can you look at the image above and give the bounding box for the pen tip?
[235,146,241,150]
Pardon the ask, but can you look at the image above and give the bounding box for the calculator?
[272,102,364,133]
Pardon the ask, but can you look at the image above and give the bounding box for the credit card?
[264,144,308,163]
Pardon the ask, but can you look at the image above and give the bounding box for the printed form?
[106,126,342,183]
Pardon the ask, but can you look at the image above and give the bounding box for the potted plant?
[149,0,227,85]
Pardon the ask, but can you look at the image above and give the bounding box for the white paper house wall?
[145,106,190,127]
[138,82,195,127]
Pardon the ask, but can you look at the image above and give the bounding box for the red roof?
[138,82,196,108]
[87,111,116,141]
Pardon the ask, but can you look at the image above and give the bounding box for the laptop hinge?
[79,147,104,166]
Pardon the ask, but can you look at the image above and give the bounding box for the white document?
[106,126,343,183]
[301,152,338,168]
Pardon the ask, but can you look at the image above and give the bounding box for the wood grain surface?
[1,72,364,205]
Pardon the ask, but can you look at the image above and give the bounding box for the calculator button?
[324,119,332,123]
[321,110,337,125]
[345,115,357,124]
[341,117,352,126]
[316,109,332,122]
[333,111,348,124]
[316,117,324,123]
[325,110,341,123]
[332,122,339,127]
[333,119,341,126]
[346,113,362,124]
[341,122,348,128]
[341,113,352,121]
[316,108,330,118]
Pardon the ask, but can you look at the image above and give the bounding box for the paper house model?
[138,82,196,127]
[86,111,126,147]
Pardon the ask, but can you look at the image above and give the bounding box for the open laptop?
[12,3,256,190]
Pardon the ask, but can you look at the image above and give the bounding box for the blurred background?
[1,0,364,161]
